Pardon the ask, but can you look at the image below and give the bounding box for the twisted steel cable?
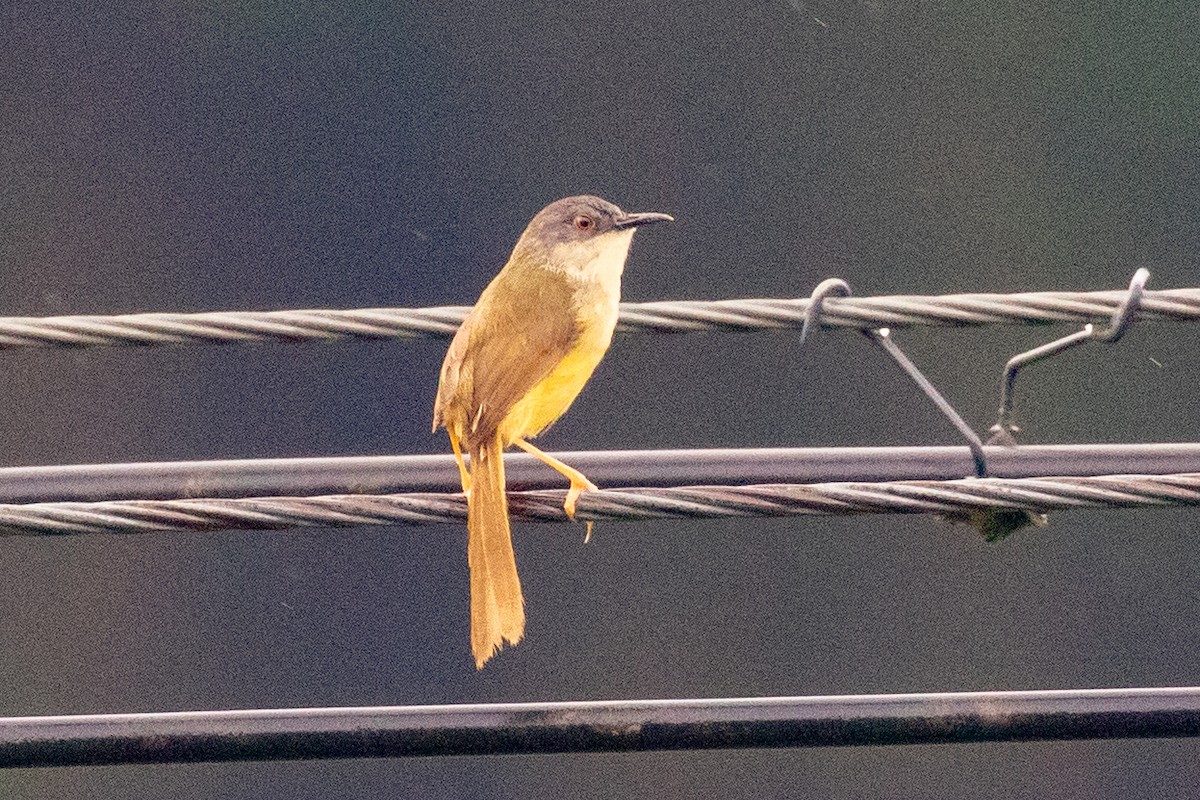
[1,287,1197,349]
[1,473,1196,536]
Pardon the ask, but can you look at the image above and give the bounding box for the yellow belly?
[498,328,612,443]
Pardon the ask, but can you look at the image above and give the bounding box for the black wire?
[3,687,1198,767]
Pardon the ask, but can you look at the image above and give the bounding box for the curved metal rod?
[992,268,1151,440]
[799,277,853,343]
[992,326,1096,441]
[1092,267,1150,342]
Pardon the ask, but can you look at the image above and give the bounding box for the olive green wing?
[455,267,580,448]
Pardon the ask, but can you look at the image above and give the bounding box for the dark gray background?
[4,1,1199,796]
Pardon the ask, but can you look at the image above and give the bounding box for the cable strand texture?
[1,288,1197,349]
[1,473,1196,536]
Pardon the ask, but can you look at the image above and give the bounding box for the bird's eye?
[573,214,594,232]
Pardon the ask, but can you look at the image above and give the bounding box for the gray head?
[504,195,673,282]
[518,195,674,250]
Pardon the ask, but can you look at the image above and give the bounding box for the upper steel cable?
[0,287,1198,349]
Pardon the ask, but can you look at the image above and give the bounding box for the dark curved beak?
[613,211,675,230]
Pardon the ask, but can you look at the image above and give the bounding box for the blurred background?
[3,1,1200,796]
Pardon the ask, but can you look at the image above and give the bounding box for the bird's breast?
[497,284,619,443]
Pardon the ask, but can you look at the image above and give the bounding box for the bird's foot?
[564,478,599,544]
[563,476,598,520]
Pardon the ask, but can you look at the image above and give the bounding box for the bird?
[433,194,673,669]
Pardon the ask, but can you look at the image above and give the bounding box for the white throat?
[549,229,637,293]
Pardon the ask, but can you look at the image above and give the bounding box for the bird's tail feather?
[468,436,525,669]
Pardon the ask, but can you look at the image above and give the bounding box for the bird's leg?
[447,428,471,495]
[512,438,597,531]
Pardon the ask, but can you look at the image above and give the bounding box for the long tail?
[468,435,525,669]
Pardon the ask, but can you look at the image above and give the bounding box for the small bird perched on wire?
[433,195,673,669]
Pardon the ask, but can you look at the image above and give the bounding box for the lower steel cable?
[0,472,1196,536]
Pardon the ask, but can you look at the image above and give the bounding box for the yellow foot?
[567,481,598,544]
[563,476,598,520]
[510,437,598,539]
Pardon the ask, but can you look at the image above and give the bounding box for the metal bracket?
[803,278,989,478]
[990,268,1150,444]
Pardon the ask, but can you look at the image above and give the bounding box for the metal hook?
[800,277,852,344]
[990,268,1150,442]
[801,279,989,478]
[1092,267,1149,343]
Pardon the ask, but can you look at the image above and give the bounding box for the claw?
[564,478,598,543]
[563,477,598,520]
